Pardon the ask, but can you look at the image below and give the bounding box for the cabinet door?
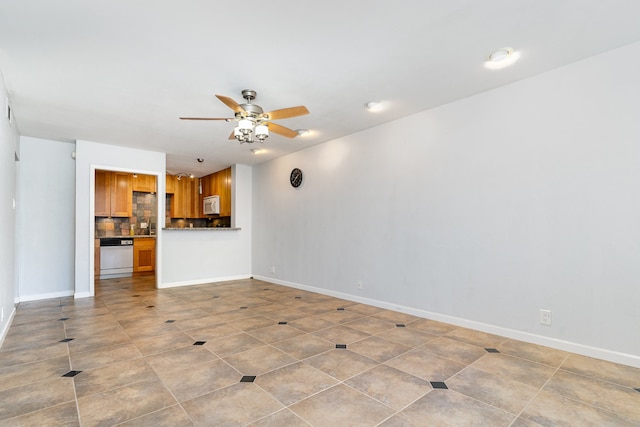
[94,239,101,276]
[133,174,156,192]
[220,167,232,217]
[165,174,175,194]
[95,170,111,216]
[185,178,199,218]
[110,172,133,217]
[171,177,187,218]
[134,239,155,273]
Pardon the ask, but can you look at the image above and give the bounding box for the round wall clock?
[290,168,303,188]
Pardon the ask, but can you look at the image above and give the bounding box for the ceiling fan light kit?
[180,89,309,144]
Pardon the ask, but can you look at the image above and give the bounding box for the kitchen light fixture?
[366,101,383,112]
[170,172,195,181]
[485,47,520,70]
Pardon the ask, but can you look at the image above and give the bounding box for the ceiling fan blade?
[228,131,235,140]
[264,106,309,120]
[216,94,245,113]
[179,117,231,120]
[268,122,298,138]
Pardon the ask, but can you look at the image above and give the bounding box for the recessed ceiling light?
[366,101,383,112]
[296,129,310,136]
[485,47,520,70]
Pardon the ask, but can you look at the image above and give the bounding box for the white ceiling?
[1,1,640,176]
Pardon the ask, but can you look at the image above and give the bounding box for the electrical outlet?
[356,280,363,290]
[539,309,552,326]
[269,266,276,274]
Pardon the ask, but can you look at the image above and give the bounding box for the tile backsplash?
[95,192,157,237]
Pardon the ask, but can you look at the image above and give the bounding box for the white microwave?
[203,195,220,215]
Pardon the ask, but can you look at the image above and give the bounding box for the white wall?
[0,69,19,345]
[17,137,75,300]
[161,164,252,287]
[75,140,166,297]
[252,41,640,367]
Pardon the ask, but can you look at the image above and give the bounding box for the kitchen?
[94,166,233,280]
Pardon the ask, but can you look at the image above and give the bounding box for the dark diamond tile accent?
[147,306,155,308]
[278,322,288,325]
[240,306,248,309]
[485,348,500,353]
[193,341,206,346]
[62,370,82,378]
[212,296,219,299]
[336,344,347,349]
[295,296,302,299]
[240,376,256,383]
[165,320,176,323]
[635,388,640,393]
[337,308,345,311]
[58,318,70,321]
[396,324,405,327]
[59,338,74,343]
[132,295,141,297]
[430,381,448,389]
[263,288,270,291]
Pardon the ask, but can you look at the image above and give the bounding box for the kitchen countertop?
[162,227,241,231]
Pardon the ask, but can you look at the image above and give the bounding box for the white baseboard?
[159,274,253,289]
[253,275,640,369]
[74,291,93,299]
[18,290,74,302]
[0,306,16,349]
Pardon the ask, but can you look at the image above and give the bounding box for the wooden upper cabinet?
[95,170,111,216]
[132,174,156,193]
[95,170,132,217]
[199,167,232,217]
[171,177,187,218]
[165,174,175,194]
[110,172,133,217]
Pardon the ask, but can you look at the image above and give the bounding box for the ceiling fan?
[180,89,309,143]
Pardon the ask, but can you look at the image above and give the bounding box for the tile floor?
[1,276,639,426]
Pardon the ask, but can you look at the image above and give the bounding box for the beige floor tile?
[205,332,266,357]
[117,404,194,427]
[420,336,487,365]
[287,315,337,332]
[133,330,196,356]
[346,303,385,316]
[560,353,640,388]
[316,309,364,324]
[380,390,514,426]
[223,345,297,376]
[73,358,157,398]
[181,382,284,426]
[444,327,507,348]
[144,345,218,373]
[406,318,457,335]
[183,323,241,341]
[256,362,339,405]
[0,342,68,368]
[0,356,70,392]
[470,353,557,388]
[156,358,241,402]
[348,335,412,362]
[0,401,79,427]
[271,333,334,360]
[385,348,466,382]
[371,309,419,324]
[345,364,431,410]
[544,369,640,422]
[77,378,176,427]
[344,317,396,335]
[375,326,436,348]
[499,339,568,367]
[246,408,309,427]
[67,329,133,354]
[289,384,394,427]
[312,324,371,345]
[247,323,306,344]
[227,315,278,331]
[306,349,379,381]
[69,342,143,371]
[447,366,540,414]
[0,377,76,421]
[520,389,638,426]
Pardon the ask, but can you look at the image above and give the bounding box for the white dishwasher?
[99,238,134,279]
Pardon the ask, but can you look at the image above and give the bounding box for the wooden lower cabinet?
[133,238,156,274]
